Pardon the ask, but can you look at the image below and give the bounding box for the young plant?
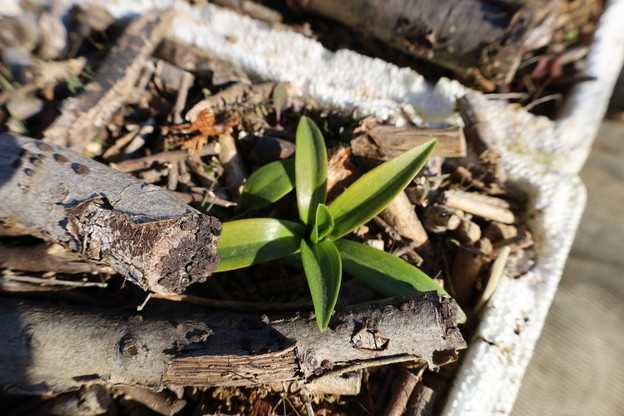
[217,116,450,331]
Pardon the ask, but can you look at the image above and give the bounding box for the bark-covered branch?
[43,10,174,153]
[0,293,466,395]
[293,0,558,84]
[0,134,220,294]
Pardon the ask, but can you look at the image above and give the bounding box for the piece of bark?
[0,242,114,275]
[0,134,220,294]
[111,145,218,173]
[327,146,359,201]
[453,219,481,245]
[43,10,174,153]
[383,367,422,416]
[456,95,509,184]
[443,190,515,224]
[352,126,466,160]
[484,222,518,242]
[306,371,362,395]
[451,239,492,307]
[423,204,461,234]
[1,275,108,289]
[219,133,247,197]
[292,0,559,84]
[167,190,235,208]
[405,384,436,416]
[115,386,186,416]
[38,11,67,60]
[0,294,465,395]
[37,385,112,416]
[156,39,251,85]
[102,128,140,160]
[380,192,429,247]
[186,82,290,121]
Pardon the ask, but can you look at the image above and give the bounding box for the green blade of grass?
[217,218,304,272]
[300,239,342,331]
[295,116,328,225]
[336,239,446,296]
[238,158,294,213]
[310,203,334,244]
[328,140,436,239]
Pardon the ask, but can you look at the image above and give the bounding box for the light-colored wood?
[443,190,515,224]
[352,126,466,159]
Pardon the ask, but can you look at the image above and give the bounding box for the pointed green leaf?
[335,239,446,296]
[295,116,328,225]
[300,239,342,331]
[216,218,304,272]
[310,203,334,244]
[239,158,294,213]
[328,140,436,239]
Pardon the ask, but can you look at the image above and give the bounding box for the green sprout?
[216,116,449,331]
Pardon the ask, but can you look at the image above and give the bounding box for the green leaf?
[238,158,294,213]
[300,239,342,331]
[310,203,334,244]
[335,239,446,296]
[216,218,304,272]
[295,116,328,225]
[328,140,436,239]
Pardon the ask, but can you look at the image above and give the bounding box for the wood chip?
[443,190,515,224]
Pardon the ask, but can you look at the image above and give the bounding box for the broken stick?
[383,367,422,416]
[352,125,466,160]
[186,82,291,121]
[44,10,174,153]
[0,134,220,294]
[0,242,114,275]
[380,191,429,248]
[0,294,465,395]
[443,190,515,224]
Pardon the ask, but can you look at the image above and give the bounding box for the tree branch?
[0,293,465,395]
[0,134,220,294]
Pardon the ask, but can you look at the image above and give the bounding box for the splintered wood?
[43,10,174,153]
[352,119,467,160]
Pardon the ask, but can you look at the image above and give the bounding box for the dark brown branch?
[43,10,174,153]
[383,367,423,416]
[292,0,558,84]
[0,134,220,294]
[0,294,465,395]
[406,384,436,416]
